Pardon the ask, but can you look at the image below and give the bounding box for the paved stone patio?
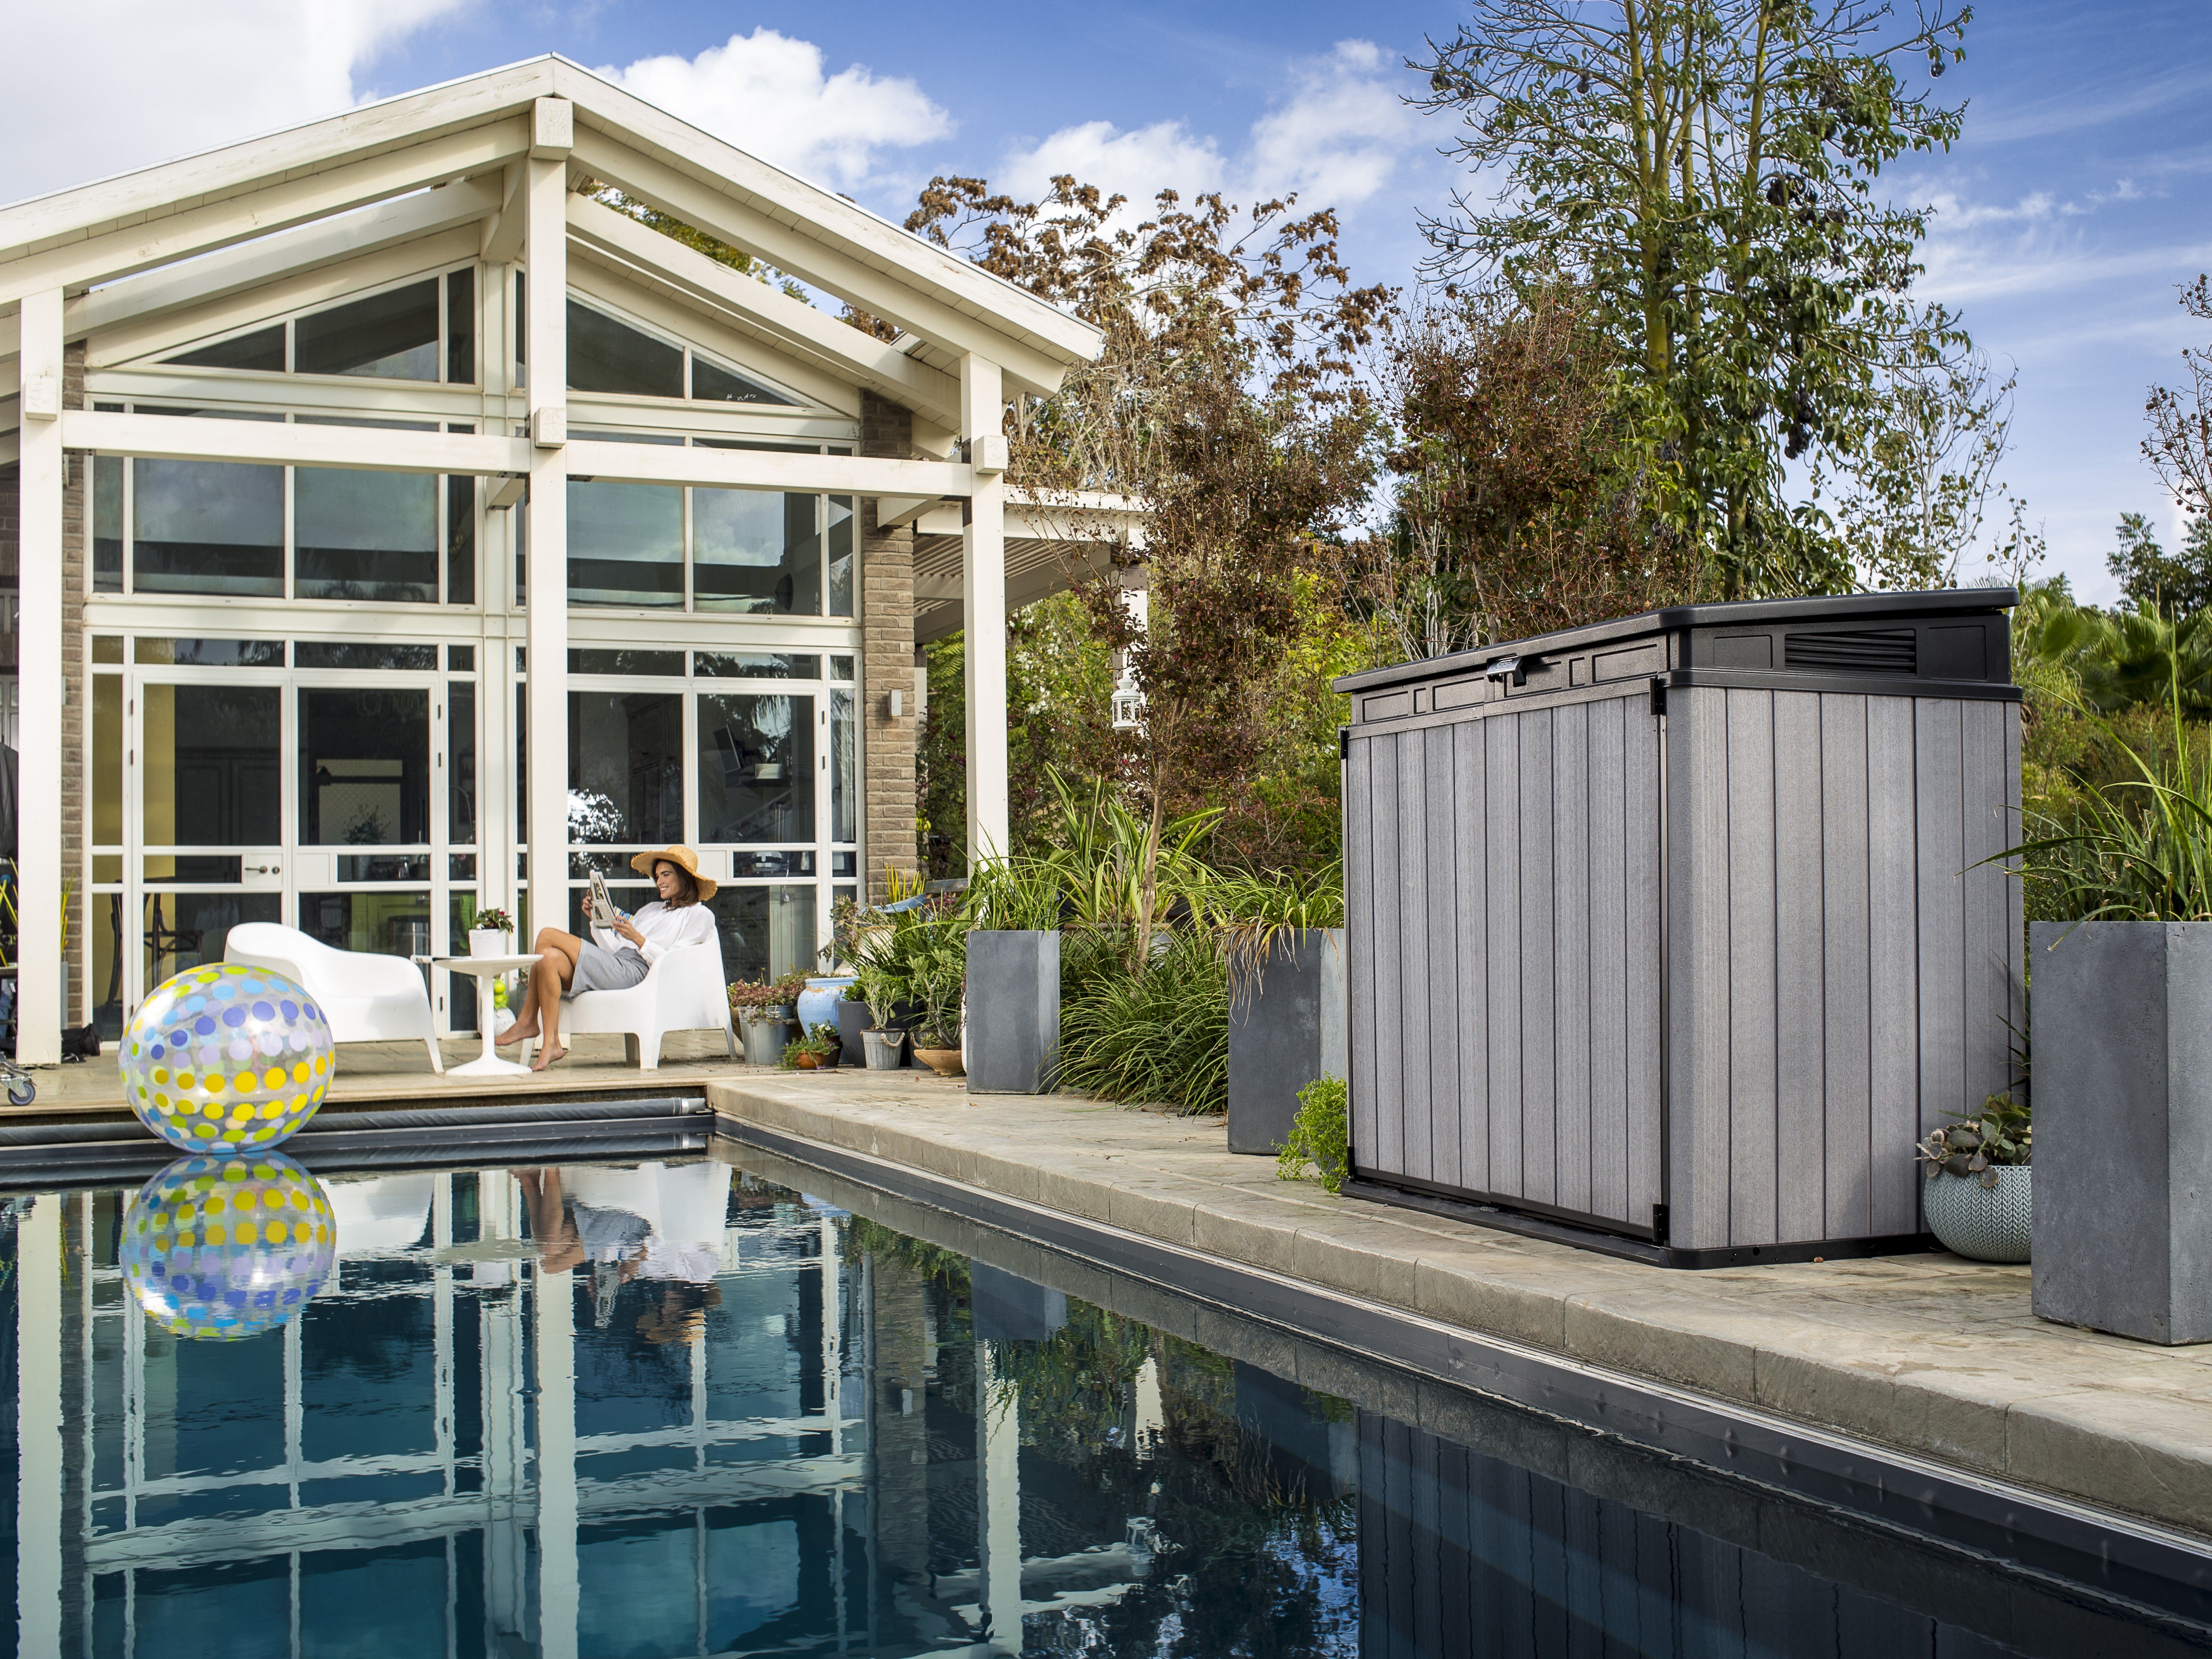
[706,1073,2212,1544]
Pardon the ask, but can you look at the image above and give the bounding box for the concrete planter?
[1227,929,1347,1156]
[2030,921,2212,1344]
[834,997,869,1065]
[965,930,1059,1094]
[1922,1165,2031,1263]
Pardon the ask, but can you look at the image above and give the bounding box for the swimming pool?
[2,1147,2205,1657]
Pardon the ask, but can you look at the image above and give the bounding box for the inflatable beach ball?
[123,963,335,1154]
[120,1153,337,1341]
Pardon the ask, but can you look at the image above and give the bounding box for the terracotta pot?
[913,1047,965,1077]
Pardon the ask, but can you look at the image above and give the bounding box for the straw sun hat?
[628,844,719,899]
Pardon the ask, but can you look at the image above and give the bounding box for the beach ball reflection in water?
[121,1154,337,1340]
[123,963,334,1154]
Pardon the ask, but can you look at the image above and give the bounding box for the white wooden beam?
[62,409,528,473]
[15,290,64,1065]
[962,354,1010,865]
[524,148,570,941]
[569,130,1077,400]
[564,439,968,496]
[0,120,530,307]
[481,163,527,264]
[65,178,503,344]
[567,194,962,426]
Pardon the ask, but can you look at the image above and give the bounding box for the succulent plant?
[1916,1092,2030,1188]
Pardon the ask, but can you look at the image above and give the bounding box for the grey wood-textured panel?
[1552,702,1594,1217]
[1345,736,1379,1172]
[2004,702,2026,1059]
[1960,699,2021,1115]
[1624,694,1664,1226]
[1370,732,1404,1177]
[1868,697,1922,1236]
[1518,707,1558,1206]
[1915,700,1967,1141]
[1394,729,1432,1182]
[1424,723,1463,1190]
[1819,696,1874,1241]
[1486,713,1524,1198]
[1452,720,1491,1195]
[1773,690,1828,1244]
[1667,686,1735,1250]
[1587,697,1631,1224]
[1726,690,1780,1247]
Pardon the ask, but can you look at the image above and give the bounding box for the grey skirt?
[565,939,650,998]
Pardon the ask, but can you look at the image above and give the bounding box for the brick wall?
[858,392,919,903]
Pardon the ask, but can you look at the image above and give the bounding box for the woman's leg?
[498,928,581,1046]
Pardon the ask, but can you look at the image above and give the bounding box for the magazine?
[588,869,623,930]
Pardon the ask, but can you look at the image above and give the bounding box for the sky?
[8,0,2210,604]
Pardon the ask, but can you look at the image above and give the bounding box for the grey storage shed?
[1335,590,2022,1266]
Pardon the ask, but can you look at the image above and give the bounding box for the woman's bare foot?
[496,1018,539,1047]
[530,1044,566,1071]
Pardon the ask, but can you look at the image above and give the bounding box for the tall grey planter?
[965,930,1059,1094]
[2030,921,2212,1345]
[1228,929,1347,1155]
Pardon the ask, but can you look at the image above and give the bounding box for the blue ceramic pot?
[797,976,856,1036]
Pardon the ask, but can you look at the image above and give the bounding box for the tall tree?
[2145,275,2212,521]
[2108,511,2212,618]
[1412,0,1971,596]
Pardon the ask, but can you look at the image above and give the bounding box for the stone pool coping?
[707,1073,2212,1544]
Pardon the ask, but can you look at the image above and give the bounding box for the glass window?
[569,649,683,676]
[694,652,819,680]
[295,643,438,671]
[93,455,122,592]
[295,280,439,380]
[294,467,438,602]
[134,638,283,667]
[708,885,818,985]
[830,655,854,680]
[568,691,683,845]
[446,474,476,605]
[828,494,854,616]
[446,267,475,384]
[693,488,820,614]
[92,676,123,847]
[448,680,477,847]
[141,686,281,849]
[301,892,434,958]
[143,893,281,1005]
[568,300,682,398]
[132,456,283,598]
[165,324,285,373]
[447,645,475,671]
[690,355,797,406]
[698,692,813,844]
[568,480,683,607]
[92,637,124,664]
[298,688,431,845]
[831,687,856,844]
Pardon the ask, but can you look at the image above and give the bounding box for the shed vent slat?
[1783,629,1916,674]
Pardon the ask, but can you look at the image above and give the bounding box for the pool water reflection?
[0,1152,2203,1658]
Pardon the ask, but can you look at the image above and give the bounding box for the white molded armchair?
[224,923,445,1074]
[562,941,737,1070]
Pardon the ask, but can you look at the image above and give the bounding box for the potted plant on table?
[730,970,807,1066]
[780,1023,843,1071]
[467,907,515,959]
[1915,1093,2032,1263]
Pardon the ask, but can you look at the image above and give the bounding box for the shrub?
[1057,928,1229,1115]
[1276,1076,1349,1194]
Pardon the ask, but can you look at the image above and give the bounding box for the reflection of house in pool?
[17,1161,1163,1656]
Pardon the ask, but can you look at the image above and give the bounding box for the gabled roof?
[0,55,1101,401]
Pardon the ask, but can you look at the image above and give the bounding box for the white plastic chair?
[562,941,737,1070]
[224,922,445,1074]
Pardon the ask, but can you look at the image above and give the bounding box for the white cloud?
[2,0,467,205]
[598,30,952,191]
[1002,39,1425,216]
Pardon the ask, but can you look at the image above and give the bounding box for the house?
[0,56,1115,1064]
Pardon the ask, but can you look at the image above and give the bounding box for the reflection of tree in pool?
[847,1221,1357,1658]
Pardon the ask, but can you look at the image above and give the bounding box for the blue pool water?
[0,1150,2203,1657]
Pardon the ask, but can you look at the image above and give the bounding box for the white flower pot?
[1923,1165,2031,1264]
[468,929,507,959]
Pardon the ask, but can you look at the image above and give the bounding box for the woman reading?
[497,843,719,1068]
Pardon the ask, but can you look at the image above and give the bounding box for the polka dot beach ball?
[120,1153,337,1341]
[123,963,335,1155]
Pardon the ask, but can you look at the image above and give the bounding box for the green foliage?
[728,971,807,1015]
[1058,927,1230,1115]
[1276,1076,1351,1194]
[844,894,967,1036]
[2106,513,2212,618]
[1916,1093,2031,1185]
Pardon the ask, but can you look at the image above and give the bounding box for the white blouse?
[592,899,717,965]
